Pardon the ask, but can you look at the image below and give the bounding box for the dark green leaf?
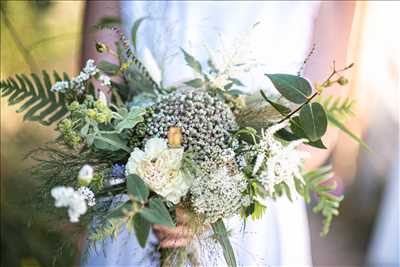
[229,78,244,87]
[93,134,130,152]
[260,90,291,116]
[184,78,203,88]
[265,74,312,104]
[131,17,147,51]
[181,48,202,74]
[127,174,149,202]
[133,213,150,248]
[92,16,121,30]
[299,102,327,141]
[98,60,120,75]
[212,219,237,267]
[139,198,175,227]
[107,201,132,219]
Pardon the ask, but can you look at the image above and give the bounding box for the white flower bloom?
[99,74,111,86]
[253,122,309,196]
[125,138,192,204]
[51,81,69,92]
[143,47,162,86]
[83,59,98,76]
[51,186,87,223]
[77,186,96,207]
[78,164,93,185]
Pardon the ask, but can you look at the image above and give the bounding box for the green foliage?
[133,213,151,248]
[265,74,312,104]
[97,60,119,75]
[92,16,121,30]
[131,17,147,51]
[260,89,291,116]
[181,48,202,74]
[299,102,328,142]
[212,219,237,267]
[114,108,146,133]
[127,174,150,202]
[0,71,69,125]
[320,95,355,118]
[298,166,344,236]
[184,78,204,88]
[139,198,175,227]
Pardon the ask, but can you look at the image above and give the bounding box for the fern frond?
[1,71,69,126]
[319,95,355,119]
[299,165,344,236]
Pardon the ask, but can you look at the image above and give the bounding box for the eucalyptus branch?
[279,62,354,123]
[297,43,316,76]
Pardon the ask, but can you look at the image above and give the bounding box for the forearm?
[81,1,121,67]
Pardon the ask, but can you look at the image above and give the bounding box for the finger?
[153,225,192,238]
[160,238,190,248]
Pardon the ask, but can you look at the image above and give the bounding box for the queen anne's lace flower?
[77,186,96,207]
[51,186,87,223]
[252,122,309,195]
[191,150,248,223]
[125,138,193,204]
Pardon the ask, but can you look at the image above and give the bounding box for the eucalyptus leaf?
[106,201,132,219]
[299,102,327,142]
[133,213,150,248]
[115,108,145,133]
[265,74,312,104]
[139,198,175,227]
[98,61,120,75]
[260,90,291,116]
[181,48,202,74]
[93,133,130,152]
[127,174,149,202]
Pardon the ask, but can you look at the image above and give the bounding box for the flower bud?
[67,101,80,111]
[86,109,97,119]
[95,113,107,123]
[337,76,349,86]
[78,164,93,186]
[95,42,109,53]
[168,127,182,148]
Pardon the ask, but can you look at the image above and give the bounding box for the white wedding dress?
[83,2,320,266]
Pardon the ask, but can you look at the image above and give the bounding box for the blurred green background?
[1,1,398,267]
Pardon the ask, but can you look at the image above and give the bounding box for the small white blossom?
[252,122,309,195]
[125,138,193,204]
[51,81,69,93]
[77,186,96,207]
[83,59,98,76]
[78,164,93,185]
[99,74,111,86]
[51,186,87,223]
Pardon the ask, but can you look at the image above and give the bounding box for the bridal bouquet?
[1,23,364,266]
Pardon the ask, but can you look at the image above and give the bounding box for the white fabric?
[84,1,320,266]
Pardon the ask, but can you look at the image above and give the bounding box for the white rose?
[78,164,93,185]
[125,138,192,204]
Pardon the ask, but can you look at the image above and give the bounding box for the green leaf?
[289,117,327,149]
[115,108,145,133]
[184,78,203,88]
[299,102,327,142]
[326,113,370,151]
[92,16,121,30]
[93,134,130,152]
[229,78,244,87]
[139,198,175,227]
[98,60,120,75]
[265,74,312,104]
[226,89,247,96]
[181,48,202,74]
[127,174,149,202]
[212,219,237,267]
[260,90,291,116]
[131,17,147,51]
[106,201,132,219]
[133,213,150,248]
[0,71,69,126]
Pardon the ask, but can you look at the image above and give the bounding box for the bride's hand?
[152,206,193,248]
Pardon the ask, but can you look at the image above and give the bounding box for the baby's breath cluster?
[145,88,238,161]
